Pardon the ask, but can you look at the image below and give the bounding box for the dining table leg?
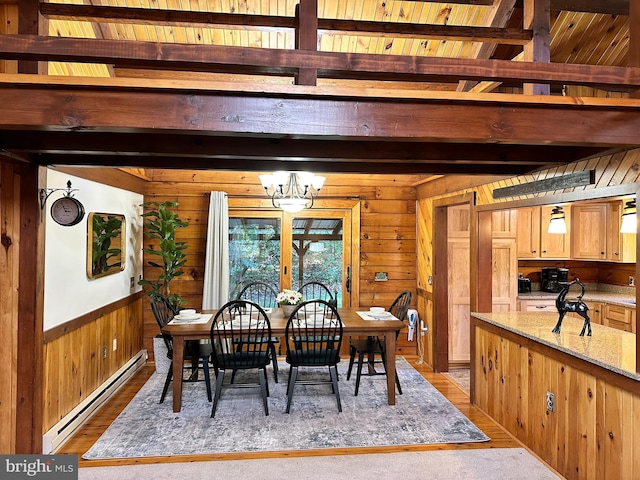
[385,332,397,405]
[172,335,185,412]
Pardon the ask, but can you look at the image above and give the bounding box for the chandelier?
[259,171,326,213]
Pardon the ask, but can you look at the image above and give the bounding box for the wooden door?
[447,205,470,365]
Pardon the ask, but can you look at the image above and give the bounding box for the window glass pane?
[292,217,343,306]
[229,217,281,298]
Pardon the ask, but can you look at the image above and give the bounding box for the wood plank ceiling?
[0,0,637,177]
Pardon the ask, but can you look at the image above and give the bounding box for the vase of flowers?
[277,289,303,317]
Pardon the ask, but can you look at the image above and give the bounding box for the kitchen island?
[471,311,640,480]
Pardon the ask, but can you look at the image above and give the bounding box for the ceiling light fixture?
[620,199,636,234]
[548,206,567,234]
[259,171,326,213]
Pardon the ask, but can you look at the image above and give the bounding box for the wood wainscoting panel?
[42,296,143,433]
[473,321,640,480]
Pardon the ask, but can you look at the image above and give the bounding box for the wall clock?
[50,196,85,226]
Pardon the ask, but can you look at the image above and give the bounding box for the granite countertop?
[518,290,636,308]
[472,311,640,381]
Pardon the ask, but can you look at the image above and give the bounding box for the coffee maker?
[541,267,569,293]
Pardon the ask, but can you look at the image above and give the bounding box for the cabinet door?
[492,209,517,238]
[571,204,607,260]
[492,238,517,312]
[589,302,603,325]
[540,205,571,258]
[603,304,634,332]
[516,206,541,258]
[607,202,637,263]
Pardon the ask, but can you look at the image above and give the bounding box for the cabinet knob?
[615,252,619,256]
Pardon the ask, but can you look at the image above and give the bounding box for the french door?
[228,208,355,307]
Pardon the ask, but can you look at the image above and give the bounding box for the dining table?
[161,307,406,413]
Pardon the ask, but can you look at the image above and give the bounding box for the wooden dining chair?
[149,293,212,403]
[210,299,272,417]
[284,299,343,413]
[346,290,412,396]
[236,281,280,382]
[298,281,336,306]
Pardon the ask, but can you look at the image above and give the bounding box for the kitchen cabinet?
[516,206,571,259]
[602,303,636,333]
[518,298,556,312]
[571,204,607,260]
[571,202,636,262]
[589,301,603,325]
[606,201,637,263]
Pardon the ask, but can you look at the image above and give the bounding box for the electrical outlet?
[546,391,555,412]
[102,346,107,359]
[630,276,635,286]
[112,338,117,351]
[130,276,135,288]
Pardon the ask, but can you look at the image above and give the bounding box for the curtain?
[202,191,229,309]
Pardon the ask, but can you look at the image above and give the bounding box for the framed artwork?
[87,212,126,279]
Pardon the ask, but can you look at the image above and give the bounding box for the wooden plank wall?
[42,296,143,432]
[416,148,640,368]
[0,161,20,453]
[0,2,17,74]
[141,170,419,361]
[474,324,640,480]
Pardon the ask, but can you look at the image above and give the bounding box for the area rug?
[83,358,489,459]
[443,368,471,395]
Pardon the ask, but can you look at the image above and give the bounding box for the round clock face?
[51,196,85,226]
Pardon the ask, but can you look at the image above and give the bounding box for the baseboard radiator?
[42,349,148,454]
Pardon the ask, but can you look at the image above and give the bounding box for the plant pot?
[281,305,297,318]
[153,335,171,374]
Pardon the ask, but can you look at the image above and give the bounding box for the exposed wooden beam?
[552,0,629,15]
[295,0,317,86]
[0,83,639,148]
[0,131,605,164]
[37,153,551,175]
[38,4,532,45]
[523,0,551,95]
[0,35,639,90]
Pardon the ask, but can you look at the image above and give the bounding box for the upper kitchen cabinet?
[607,201,636,263]
[571,201,636,263]
[571,203,607,260]
[516,206,571,259]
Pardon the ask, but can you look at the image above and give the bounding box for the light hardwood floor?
[58,355,532,468]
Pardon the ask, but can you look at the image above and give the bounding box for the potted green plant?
[138,201,189,311]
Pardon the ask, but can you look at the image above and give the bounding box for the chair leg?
[263,367,270,397]
[160,364,173,404]
[285,366,298,413]
[395,368,402,395]
[270,342,279,383]
[201,357,212,402]
[354,350,365,396]
[346,345,356,380]
[258,367,269,416]
[210,369,225,418]
[329,365,342,412]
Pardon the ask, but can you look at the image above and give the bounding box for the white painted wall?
[43,169,144,331]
